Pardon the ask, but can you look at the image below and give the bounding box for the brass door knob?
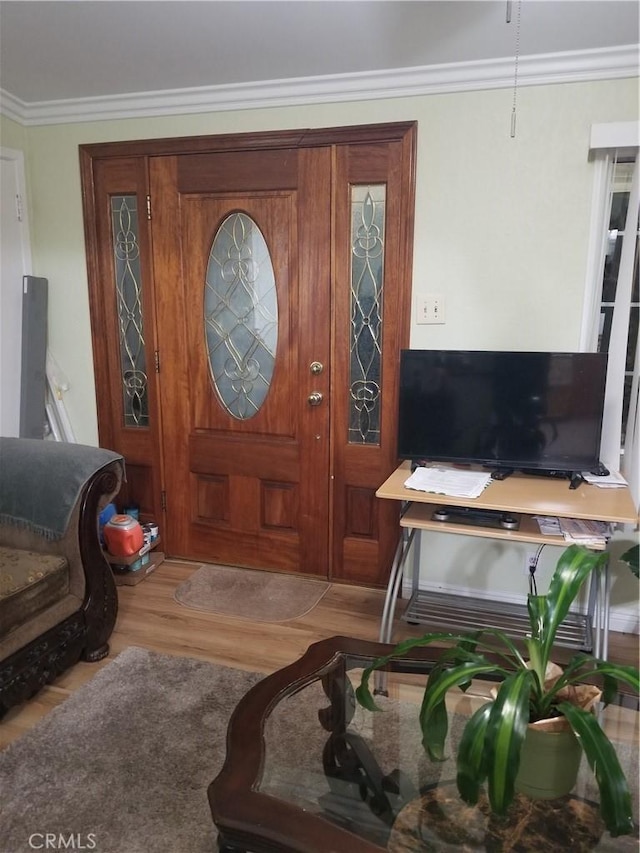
[307,392,323,406]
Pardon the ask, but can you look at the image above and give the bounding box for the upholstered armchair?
[0,438,124,715]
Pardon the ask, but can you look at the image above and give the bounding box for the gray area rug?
[174,563,330,622]
[1,648,637,853]
[0,647,264,853]
[0,648,450,853]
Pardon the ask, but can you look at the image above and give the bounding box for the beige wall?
[2,75,638,622]
[0,115,28,149]
[10,77,636,445]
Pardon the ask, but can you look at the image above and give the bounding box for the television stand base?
[432,506,521,531]
[569,473,585,490]
[489,468,514,481]
[520,469,586,490]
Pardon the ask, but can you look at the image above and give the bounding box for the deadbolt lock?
[310,361,324,374]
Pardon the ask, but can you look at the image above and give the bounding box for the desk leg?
[595,559,611,661]
[589,557,610,661]
[375,528,415,695]
[410,526,422,604]
[379,528,416,645]
[602,562,611,660]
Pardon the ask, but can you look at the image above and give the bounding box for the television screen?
[398,350,608,474]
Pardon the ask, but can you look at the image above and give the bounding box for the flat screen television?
[397,350,608,475]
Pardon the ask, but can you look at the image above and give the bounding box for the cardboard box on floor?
[112,551,165,586]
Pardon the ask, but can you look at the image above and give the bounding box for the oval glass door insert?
[204,212,278,419]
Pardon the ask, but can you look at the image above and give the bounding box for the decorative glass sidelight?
[111,195,149,427]
[349,185,386,444]
[205,212,278,419]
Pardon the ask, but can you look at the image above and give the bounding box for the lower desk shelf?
[400,503,593,547]
[401,589,593,651]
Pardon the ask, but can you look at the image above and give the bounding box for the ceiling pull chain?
[510,0,523,138]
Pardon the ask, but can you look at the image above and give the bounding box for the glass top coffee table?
[208,636,638,852]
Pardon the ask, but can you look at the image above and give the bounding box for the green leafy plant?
[356,544,639,837]
[620,543,639,579]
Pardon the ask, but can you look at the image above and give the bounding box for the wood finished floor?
[2,558,639,748]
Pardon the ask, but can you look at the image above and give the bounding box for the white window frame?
[581,122,639,510]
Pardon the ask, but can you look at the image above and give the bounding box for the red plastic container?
[103,514,144,557]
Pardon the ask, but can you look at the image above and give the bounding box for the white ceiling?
[0,0,638,105]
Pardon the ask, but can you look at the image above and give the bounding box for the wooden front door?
[150,148,332,574]
[80,123,416,586]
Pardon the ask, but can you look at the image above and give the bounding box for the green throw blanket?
[0,438,123,540]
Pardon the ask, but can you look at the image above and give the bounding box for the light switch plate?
[417,294,445,324]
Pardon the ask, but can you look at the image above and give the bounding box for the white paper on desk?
[580,470,628,488]
[404,466,492,499]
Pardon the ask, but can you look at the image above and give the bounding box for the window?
[598,158,639,451]
[583,123,639,508]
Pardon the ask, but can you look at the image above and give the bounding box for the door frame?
[80,121,417,585]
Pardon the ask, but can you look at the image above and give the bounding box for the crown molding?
[0,90,26,125]
[1,44,638,128]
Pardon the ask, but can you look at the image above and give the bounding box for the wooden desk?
[376,462,638,658]
[377,461,638,523]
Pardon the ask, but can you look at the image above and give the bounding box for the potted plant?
[356,544,639,837]
[620,542,639,579]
